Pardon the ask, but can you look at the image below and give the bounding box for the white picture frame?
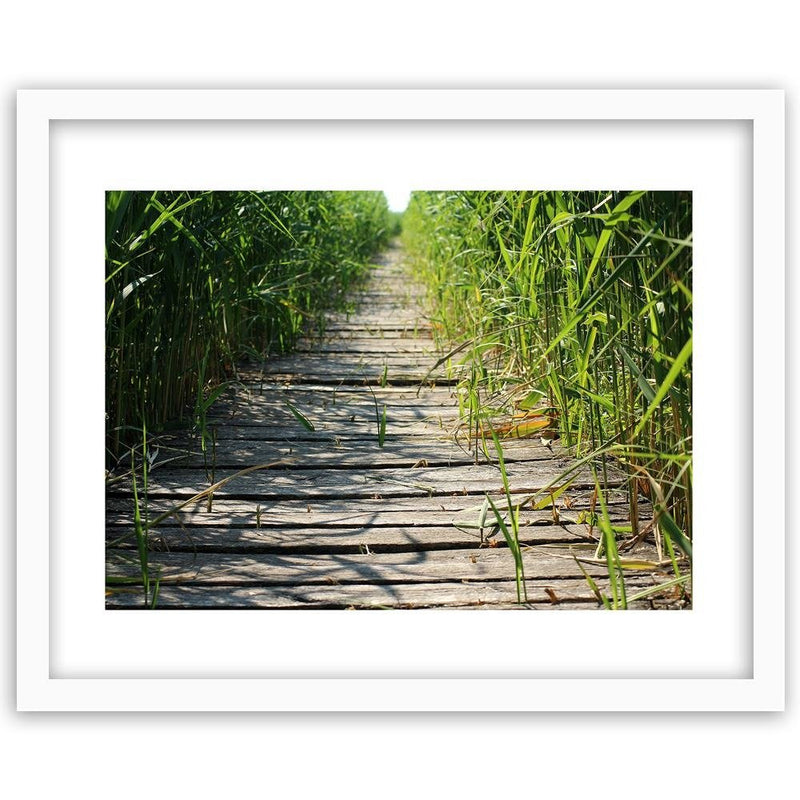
[17,89,785,711]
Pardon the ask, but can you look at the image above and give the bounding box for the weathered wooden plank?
[238,357,460,382]
[294,339,437,354]
[223,384,457,400]
[204,407,462,426]
[189,419,461,438]
[330,305,423,315]
[261,353,445,366]
[106,518,639,545]
[198,414,462,437]
[148,436,562,470]
[318,317,431,328]
[136,431,458,451]
[107,520,622,553]
[106,491,643,527]
[297,332,433,342]
[235,368,458,386]
[107,459,622,500]
[205,399,463,422]
[349,288,420,296]
[106,545,670,585]
[202,412,462,433]
[321,314,429,325]
[105,576,666,610]
[317,326,433,337]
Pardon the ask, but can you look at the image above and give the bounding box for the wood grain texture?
[107,521,620,553]
[106,493,644,530]
[140,437,566,470]
[106,577,663,610]
[107,545,671,585]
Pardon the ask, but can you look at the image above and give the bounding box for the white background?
[3,3,794,798]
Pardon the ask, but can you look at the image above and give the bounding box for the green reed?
[403,190,692,566]
[106,190,391,465]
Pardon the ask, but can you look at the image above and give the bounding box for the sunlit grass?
[106,190,392,466]
[403,190,692,607]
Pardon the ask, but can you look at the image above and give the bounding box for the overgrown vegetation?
[106,188,692,609]
[386,210,404,237]
[106,190,392,467]
[403,190,692,600]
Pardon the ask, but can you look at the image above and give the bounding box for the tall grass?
[403,190,692,568]
[106,190,391,466]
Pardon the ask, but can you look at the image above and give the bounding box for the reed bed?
[403,190,693,583]
[106,190,391,465]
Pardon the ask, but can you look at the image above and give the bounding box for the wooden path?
[106,243,688,610]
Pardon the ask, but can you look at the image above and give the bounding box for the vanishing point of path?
[106,243,679,609]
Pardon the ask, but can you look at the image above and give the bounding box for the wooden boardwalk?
[106,243,689,610]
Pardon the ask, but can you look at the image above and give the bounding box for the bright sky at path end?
[384,189,412,212]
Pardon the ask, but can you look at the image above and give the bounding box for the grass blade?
[285,400,315,432]
[632,335,693,439]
